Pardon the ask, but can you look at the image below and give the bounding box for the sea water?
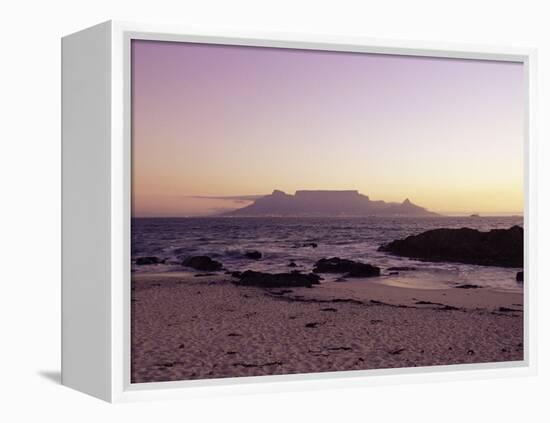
[131,216,523,291]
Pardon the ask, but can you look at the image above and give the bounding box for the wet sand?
[131,273,523,383]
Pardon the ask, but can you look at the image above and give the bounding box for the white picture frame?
[61,20,537,403]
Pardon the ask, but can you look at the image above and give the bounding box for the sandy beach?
[131,272,523,383]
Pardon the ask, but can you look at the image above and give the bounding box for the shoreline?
[131,272,523,383]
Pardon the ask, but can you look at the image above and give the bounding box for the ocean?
[131,216,523,291]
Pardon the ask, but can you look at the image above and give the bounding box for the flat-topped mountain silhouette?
[222,190,439,217]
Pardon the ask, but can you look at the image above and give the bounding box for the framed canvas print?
[61,21,537,402]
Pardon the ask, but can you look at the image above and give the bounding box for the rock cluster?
[379,226,523,267]
[182,256,223,271]
[135,256,164,265]
[233,270,322,288]
[313,257,380,278]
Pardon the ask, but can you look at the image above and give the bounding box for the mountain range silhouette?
[223,190,439,217]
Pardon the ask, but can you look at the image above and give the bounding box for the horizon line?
[131,212,524,219]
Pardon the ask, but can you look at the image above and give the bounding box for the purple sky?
[132,40,524,217]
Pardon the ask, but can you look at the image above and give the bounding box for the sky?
[131,40,524,217]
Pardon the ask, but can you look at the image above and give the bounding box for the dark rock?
[182,256,223,271]
[454,284,481,289]
[313,257,380,278]
[135,256,164,265]
[497,306,520,313]
[320,307,337,312]
[388,348,405,355]
[305,322,320,328]
[332,298,364,305]
[230,271,242,278]
[415,300,442,306]
[378,226,523,267]
[439,304,459,311]
[194,273,216,277]
[516,271,524,282]
[387,266,417,271]
[234,270,321,288]
[288,261,297,267]
[415,300,458,311]
[245,250,262,260]
[302,242,318,248]
[388,271,399,275]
